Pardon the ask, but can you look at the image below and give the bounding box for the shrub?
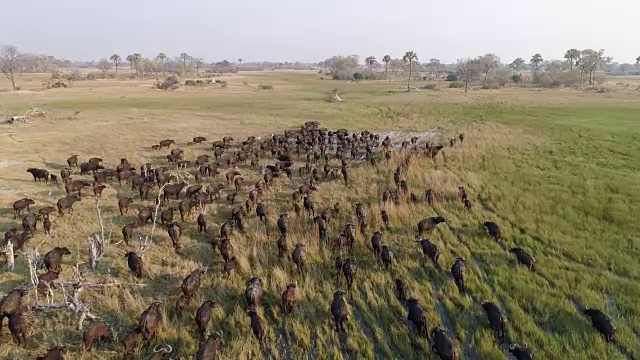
[353,72,364,81]
[258,84,274,90]
[220,81,228,88]
[448,81,464,88]
[445,73,458,81]
[320,77,324,80]
[184,80,196,86]
[511,74,522,83]
[14,86,22,91]
[242,81,249,86]
[158,76,180,90]
[481,83,500,90]
[214,79,223,84]
[419,83,438,90]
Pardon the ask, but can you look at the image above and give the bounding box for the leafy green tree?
[564,49,581,72]
[509,58,525,74]
[402,51,418,91]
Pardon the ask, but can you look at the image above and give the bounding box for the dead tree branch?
[88,198,118,269]
[0,240,15,271]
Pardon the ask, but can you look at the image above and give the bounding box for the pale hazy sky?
[2,0,638,64]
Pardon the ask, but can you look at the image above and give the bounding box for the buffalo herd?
[0,121,618,359]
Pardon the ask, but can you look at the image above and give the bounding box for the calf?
[66,155,79,167]
[277,234,288,258]
[223,256,237,278]
[13,198,35,219]
[122,327,143,357]
[483,221,502,242]
[83,322,111,349]
[281,284,298,315]
[22,213,42,234]
[168,221,183,250]
[118,197,134,216]
[292,244,307,276]
[93,183,107,197]
[43,216,51,236]
[197,213,208,232]
[380,210,389,229]
[371,231,383,263]
[65,179,92,196]
[342,258,357,295]
[196,331,223,360]
[27,168,49,182]
[395,279,407,304]
[380,245,394,270]
[122,223,136,245]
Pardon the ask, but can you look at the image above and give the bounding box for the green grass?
[0,72,639,359]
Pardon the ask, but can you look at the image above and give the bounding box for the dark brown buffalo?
[331,291,349,333]
[509,344,533,360]
[122,327,143,357]
[43,247,71,272]
[342,258,357,295]
[451,257,466,295]
[371,231,383,263]
[196,331,223,360]
[126,252,144,278]
[418,239,440,268]
[8,313,27,346]
[163,182,187,201]
[178,199,195,222]
[138,302,162,341]
[510,247,536,271]
[160,208,175,226]
[584,307,615,342]
[277,234,288,258]
[483,221,502,242]
[60,167,71,181]
[193,136,207,143]
[5,230,32,251]
[407,298,429,339]
[431,327,459,360]
[118,197,133,216]
[65,179,91,196]
[168,221,183,250]
[195,300,215,336]
[222,256,237,278]
[380,245,394,270]
[80,162,103,175]
[21,213,42,234]
[27,168,50,182]
[282,283,298,315]
[139,182,153,200]
[137,206,155,226]
[425,188,435,206]
[482,302,506,342]
[13,198,35,219]
[83,322,111,349]
[247,310,264,348]
[197,213,207,232]
[292,244,307,276]
[0,289,28,336]
[43,216,51,236]
[57,195,81,215]
[66,155,79,167]
[277,214,288,235]
[36,346,66,360]
[417,216,446,237]
[395,279,407,304]
[182,268,205,300]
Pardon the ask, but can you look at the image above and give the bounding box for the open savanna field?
[0,71,639,360]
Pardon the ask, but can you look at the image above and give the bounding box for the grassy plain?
[0,71,639,359]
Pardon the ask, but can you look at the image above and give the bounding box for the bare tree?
[479,53,500,87]
[97,59,112,78]
[0,45,20,90]
[193,58,204,74]
[0,241,15,271]
[457,58,482,92]
[87,199,117,270]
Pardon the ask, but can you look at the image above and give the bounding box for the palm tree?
[564,49,581,72]
[110,54,121,73]
[365,56,377,73]
[156,53,166,73]
[530,53,543,77]
[180,53,190,75]
[509,57,525,75]
[238,58,243,67]
[382,55,391,79]
[133,53,143,77]
[126,55,134,73]
[402,51,418,91]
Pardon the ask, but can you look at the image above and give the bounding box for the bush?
[242,81,249,86]
[320,77,324,80]
[258,84,274,90]
[511,74,522,83]
[445,73,458,81]
[14,86,22,91]
[481,83,500,90]
[448,81,464,88]
[352,72,364,81]
[419,83,438,91]
[214,79,223,84]
[184,80,196,86]
[220,81,228,88]
[158,76,180,90]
